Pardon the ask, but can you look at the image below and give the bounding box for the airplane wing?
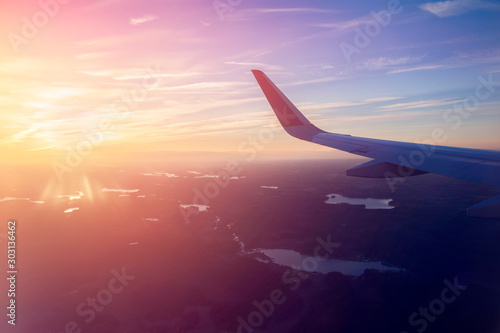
[251,69,500,219]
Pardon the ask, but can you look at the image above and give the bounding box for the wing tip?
[251,69,326,141]
[251,69,264,76]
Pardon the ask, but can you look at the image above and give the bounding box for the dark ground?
[0,158,499,333]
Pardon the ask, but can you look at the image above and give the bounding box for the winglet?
[252,70,324,140]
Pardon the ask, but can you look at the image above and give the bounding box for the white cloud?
[419,0,470,17]
[15,86,88,99]
[233,7,337,23]
[6,125,41,143]
[348,56,431,74]
[356,56,426,71]
[129,15,158,26]
[282,76,342,87]
[224,61,284,71]
[419,0,500,18]
[155,81,252,93]
[75,29,170,47]
[76,67,199,81]
[388,64,445,74]
[250,8,336,14]
[315,16,375,31]
[376,98,463,111]
[387,49,500,73]
[363,97,405,103]
[301,96,404,111]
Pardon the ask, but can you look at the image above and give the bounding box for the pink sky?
[1,0,499,163]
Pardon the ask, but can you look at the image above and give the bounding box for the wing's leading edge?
[251,70,500,219]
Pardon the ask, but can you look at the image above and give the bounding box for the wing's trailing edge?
[251,69,500,219]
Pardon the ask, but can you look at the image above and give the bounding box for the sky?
[1,0,500,164]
